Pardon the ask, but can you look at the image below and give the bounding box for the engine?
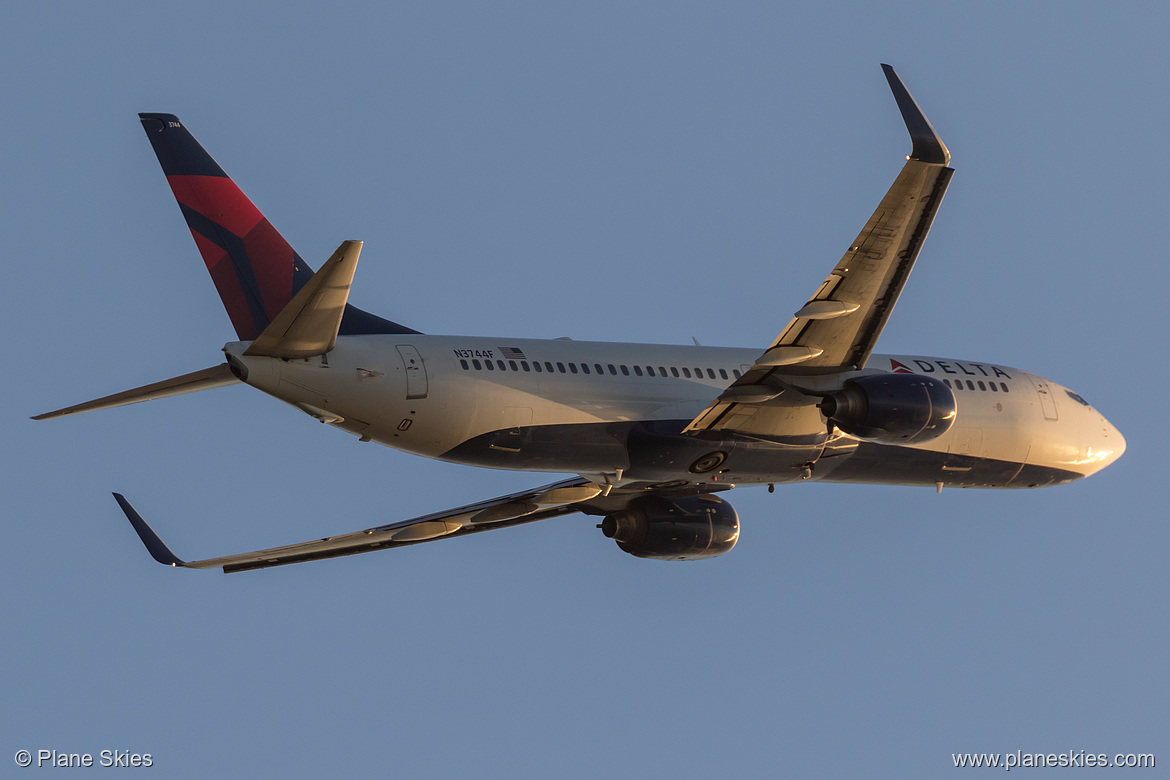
[600,495,739,561]
[819,372,956,445]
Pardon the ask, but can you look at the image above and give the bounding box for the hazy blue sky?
[3,2,1164,776]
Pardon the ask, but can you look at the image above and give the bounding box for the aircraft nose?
[1089,413,1126,473]
[1105,417,1126,461]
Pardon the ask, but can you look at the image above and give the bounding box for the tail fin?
[138,113,418,339]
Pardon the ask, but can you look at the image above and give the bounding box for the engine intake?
[601,494,739,561]
[820,373,956,445]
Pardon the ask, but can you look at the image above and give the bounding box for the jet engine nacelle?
[819,373,956,445]
[600,494,740,561]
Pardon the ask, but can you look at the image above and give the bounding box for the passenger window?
[621,365,630,376]
[733,370,742,379]
[977,381,986,391]
[634,366,643,376]
[966,380,975,390]
[472,359,482,370]
[671,367,680,378]
[1000,383,1009,393]
[485,360,494,370]
[682,367,691,378]
[608,364,617,375]
[657,366,666,377]
[943,379,951,387]
[646,366,655,377]
[719,369,728,379]
[497,360,506,371]
[508,360,518,371]
[460,359,469,370]
[521,361,530,372]
[557,362,566,373]
[569,363,578,374]
[534,361,542,372]
[707,368,716,379]
[545,362,554,373]
[581,363,589,374]
[595,363,604,374]
[989,382,998,392]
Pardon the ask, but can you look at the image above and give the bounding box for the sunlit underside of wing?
[763,161,952,374]
[685,65,952,438]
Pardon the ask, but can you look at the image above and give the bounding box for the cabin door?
[396,345,429,399]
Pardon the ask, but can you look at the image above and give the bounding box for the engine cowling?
[819,373,956,445]
[600,494,739,561]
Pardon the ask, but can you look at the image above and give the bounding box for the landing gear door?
[396,345,429,400]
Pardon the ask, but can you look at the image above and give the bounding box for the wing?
[685,65,952,438]
[114,478,609,573]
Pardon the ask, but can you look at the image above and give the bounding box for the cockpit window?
[1065,390,1090,406]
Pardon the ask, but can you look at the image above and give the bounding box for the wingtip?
[112,493,186,567]
[881,64,951,166]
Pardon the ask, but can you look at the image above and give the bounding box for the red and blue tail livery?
[138,113,416,339]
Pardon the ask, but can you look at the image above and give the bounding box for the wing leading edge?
[685,65,953,438]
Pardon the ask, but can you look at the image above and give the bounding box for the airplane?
[35,65,1125,573]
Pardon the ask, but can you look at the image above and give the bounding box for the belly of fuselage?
[437,417,837,485]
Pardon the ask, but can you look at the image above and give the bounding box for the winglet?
[112,494,185,567]
[881,64,950,166]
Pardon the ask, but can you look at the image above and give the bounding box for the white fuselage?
[226,335,1125,489]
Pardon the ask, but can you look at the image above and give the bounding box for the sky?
[2,1,1165,776]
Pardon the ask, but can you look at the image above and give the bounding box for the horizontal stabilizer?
[33,364,238,420]
[244,241,362,359]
